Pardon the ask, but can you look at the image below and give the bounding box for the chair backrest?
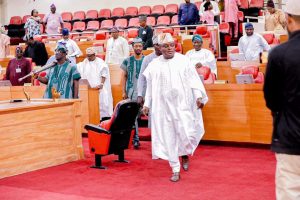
[241,66,259,79]
[112,7,125,17]
[10,16,22,25]
[73,21,86,31]
[22,15,31,24]
[127,28,139,38]
[40,24,45,33]
[101,20,114,29]
[86,10,98,19]
[219,22,230,34]
[125,7,138,16]
[63,22,72,31]
[195,26,208,35]
[87,21,100,30]
[38,14,45,20]
[165,4,178,14]
[263,33,275,44]
[196,66,211,80]
[128,17,140,27]
[61,12,73,22]
[249,0,264,8]
[115,18,128,29]
[157,16,171,26]
[73,11,86,21]
[146,16,156,26]
[108,100,139,153]
[99,9,111,19]
[95,31,107,40]
[138,6,151,15]
[162,28,174,35]
[171,15,178,25]
[237,11,244,21]
[152,5,165,15]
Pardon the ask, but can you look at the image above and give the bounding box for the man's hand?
[122,92,128,100]
[142,106,149,116]
[137,96,144,106]
[196,98,204,109]
[195,63,203,68]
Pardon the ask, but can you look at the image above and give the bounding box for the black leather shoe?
[133,141,140,149]
[170,172,180,182]
[182,156,189,171]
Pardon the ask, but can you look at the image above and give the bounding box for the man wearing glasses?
[37,43,81,99]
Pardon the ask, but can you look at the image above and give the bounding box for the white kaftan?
[77,57,113,118]
[105,36,130,65]
[238,33,271,61]
[186,48,217,76]
[143,53,208,164]
[58,38,82,64]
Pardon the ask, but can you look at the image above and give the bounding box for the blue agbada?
[178,3,199,25]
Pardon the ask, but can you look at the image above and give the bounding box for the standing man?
[138,15,153,50]
[137,35,161,106]
[23,36,49,66]
[121,38,144,149]
[224,0,240,38]
[264,0,300,199]
[105,26,130,65]
[5,46,31,86]
[142,33,208,182]
[238,23,270,61]
[0,25,10,58]
[186,34,217,76]
[37,43,81,99]
[265,0,286,31]
[58,28,82,64]
[199,0,220,23]
[77,47,113,121]
[43,4,64,35]
[178,0,200,26]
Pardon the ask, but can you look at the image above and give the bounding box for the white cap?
[157,33,174,45]
[285,0,300,15]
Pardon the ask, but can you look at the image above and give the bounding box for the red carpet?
[0,139,275,200]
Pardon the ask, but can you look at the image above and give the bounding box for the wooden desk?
[0,99,84,178]
[202,84,272,144]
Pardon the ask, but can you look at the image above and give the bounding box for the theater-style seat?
[240,66,264,84]
[9,16,22,25]
[61,12,73,22]
[86,21,100,31]
[194,26,210,38]
[151,5,165,16]
[165,4,178,15]
[95,31,108,40]
[262,33,280,46]
[219,22,231,46]
[138,6,151,16]
[196,66,216,84]
[170,15,178,26]
[85,100,140,169]
[73,11,85,21]
[111,7,125,19]
[175,39,182,54]
[40,24,45,34]
[127,28,139,39]
[249,0,264,8]
[22,15,31,24]
[146,17,156,27]
[98,9,111,20]
[128,17,140,28]
[125,7,138,18]
[162,27,174,36]
[156,16,170,26]
[115,18,128,29]
[63,22,72,32]
[100,20,114,30]
[72,21,86,32]
[86,10,98,21]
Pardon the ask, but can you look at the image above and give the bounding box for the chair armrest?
[84,124,110,134]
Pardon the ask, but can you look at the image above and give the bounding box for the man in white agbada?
[58,28,82,64]
[142,33,208,182]
[77,47,113,120]
[186,34,217,77]
[238,23,271,61]
[105,26,130,65]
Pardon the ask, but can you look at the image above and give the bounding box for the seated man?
[238,23,271,61]
[37,43,81,99]
[23,36,49,66]
[5,46,31,86]
[77,47,113,121]
[58,28,82,64]
[186,34,217,76]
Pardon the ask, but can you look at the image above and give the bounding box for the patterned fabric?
[120,55,144,100]
[44,61,81,99]
[24,18,41,38]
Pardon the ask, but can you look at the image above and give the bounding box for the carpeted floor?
[0,138,275,200]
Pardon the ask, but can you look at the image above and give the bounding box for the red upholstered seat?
[196,66,215,84]
[95,31,108,40]
[10,16,22,25]
[111,7,125,18]
[72,21,86,32]
[146,17,156,27]
[170,15,178,26]
[86,21,100,31]
[73,11,85,21]
[262,33,280,45]
[165,4,178,15]
[156,16,170,26]
[125,7,138,17]
[99,9,111,20]
[138,6,151,16]
[96,54,105,60]
[249,0,264,8]
[219,22,230,34]
[34,71,46,86]
[38,14,45,20]
[61,12,73,22]
[194,26,210,38]
[22,15,31,24]
[127,28,139,38]
[162,28,174,35]
[63,22,72,31]
[240,0,249,9]
[128,17,140,28]
[115,18,128,29]
[86,10,98,20]
[100,20,114,30]
[231,48,239,54]
[151,5,165,16]
[40,24,45,34]
[241,66,264,83]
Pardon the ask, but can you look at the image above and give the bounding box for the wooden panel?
[0,100,84,178]
[11,86,45,99]
[109,64,124,107]
[0,87,11,101]
[79,85,90,132]
[88,88,100,124]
